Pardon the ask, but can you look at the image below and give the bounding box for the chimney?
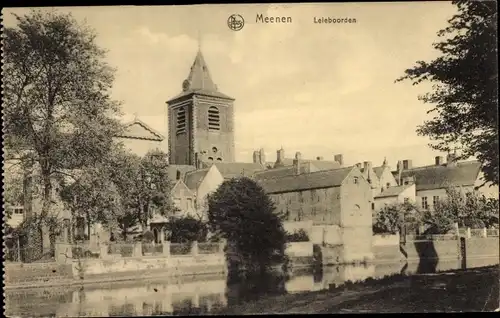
[363,161,373,184]
[259,148,266,165]
[435,156,444,166]
[275,148,285,167]
[293,152,302,175]
[334,154,344,167]
[252,150,259,164]
[176,170,181,180]
[402,160,412,170]
[355,163,362,169]
[316,156,324,161]
[397,160,403,186]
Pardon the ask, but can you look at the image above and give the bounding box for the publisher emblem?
[227,14,244,31]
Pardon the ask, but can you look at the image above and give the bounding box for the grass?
[214,265,500,314]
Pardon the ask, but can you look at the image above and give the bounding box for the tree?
[59,164,123,238]
[396,1,498,186]
[207,177,287,274]
[422,187,499,233]
[3,9,123,223]
[167,216,208,243]
[372,202,420,235]
[108,149,176,233]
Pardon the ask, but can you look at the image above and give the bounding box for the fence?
[405,227,498,242]
[108,243,134,257]
[198,242,221,254]
[142,243,163,255]
[170,243,191,255]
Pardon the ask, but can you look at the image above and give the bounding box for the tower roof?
[167,49,234,103]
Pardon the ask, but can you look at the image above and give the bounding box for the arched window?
[176,108,186,135]
[208,157,214,161]
[208,106,220,131]
[216,158,222,161]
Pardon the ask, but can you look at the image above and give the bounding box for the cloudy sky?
[3,3,459,168]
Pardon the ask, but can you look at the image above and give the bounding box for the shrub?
[167,216,208,243]
[286,229,310,242]
[142,230,155,243]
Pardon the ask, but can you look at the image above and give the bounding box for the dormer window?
[353,177,359,184]
[208,106,220,131]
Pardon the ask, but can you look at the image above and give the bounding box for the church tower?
[166,49,235,165]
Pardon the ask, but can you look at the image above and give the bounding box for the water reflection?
[5,257,498,317]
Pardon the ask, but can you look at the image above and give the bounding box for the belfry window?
[176,108,186,135]
[208,106,220,131]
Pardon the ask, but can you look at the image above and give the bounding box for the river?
[5,257,498,317]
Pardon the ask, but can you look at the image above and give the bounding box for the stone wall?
[285,242,313,258]
[4,262,74,286]
[372,234,402,262]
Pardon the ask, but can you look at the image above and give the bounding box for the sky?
[2,3,460,168]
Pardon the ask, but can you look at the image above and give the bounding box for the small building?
[392,154,491,211]
[257,164,374,264]
[373,184,416,212]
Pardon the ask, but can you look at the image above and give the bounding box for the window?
[371,203,375,210]
[433,196,439,206]
[421,197,428,210]
[13,207,23,215]
[386,182,390,189]
[353,177,359,184]
[212,147,218,153]
[208,157,214,161]
[176,108,186,135]
[174,198,181,208]
[216,158,222,161]
[404,198,409,204]
[208,106,220,131]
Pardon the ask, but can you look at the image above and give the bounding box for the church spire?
[182,49,218,93]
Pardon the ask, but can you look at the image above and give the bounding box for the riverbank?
[215,265,500,313]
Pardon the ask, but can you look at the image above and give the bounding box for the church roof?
[117,118,165,141]
[184,168,211,191]
[254,162,314,181]
[392,160,481,191]
[167,50,234,102]
[166,165,197,182]
[202,162,266,179]
[258,167,355,194]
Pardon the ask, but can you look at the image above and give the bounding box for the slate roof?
[258,167,355,194]
[273,157,341,170]
[202,162,266,179]
[373,166,386,179]
[392,160,481,191]
[117,118,165,141]
[375,184,413,198]
[167,50,233,102]
[253,164,311,181]
[166,165,196,182]
[183,168,211,191]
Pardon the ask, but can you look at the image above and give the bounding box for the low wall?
[4,262,74,286]
[372,234,402,263]
[285,242,313,258]
[74,254,227,281]
[373,234,400,246]
[402,237,499,261]
[466,237,499,258]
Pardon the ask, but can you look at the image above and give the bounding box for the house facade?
[393,154,490,212]
[257,165,374,263]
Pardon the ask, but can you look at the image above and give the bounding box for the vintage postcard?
[2,2,499,316]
